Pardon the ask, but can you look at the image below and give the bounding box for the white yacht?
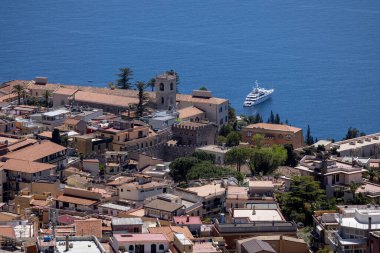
[243,81,274,107]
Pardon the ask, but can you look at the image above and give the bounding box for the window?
[161,97,164,104]
[247,131,252,137]
[170,82,173,90]
[159,244,164,250]
[219,107,222,112]
[160,83,164,91]
[120,188,123,192]
[129,245,134,252]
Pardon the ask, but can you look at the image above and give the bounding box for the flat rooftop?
[56,240,103,253]
[233,209,284,222]
[196,145,229,154]
[187,183,225,197]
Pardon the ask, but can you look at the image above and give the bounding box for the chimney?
[65,235,69,252]
[186,215,190,222]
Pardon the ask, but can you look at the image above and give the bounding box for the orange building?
[241,123,304,148]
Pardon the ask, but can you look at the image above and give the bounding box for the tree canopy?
[226,131,241,147]
[169,157,199,182]
[186,161,241,180]
[192,151,215,163]
[249,145,287,175]
[344,127,366,140]
[225,147,251,172]
[278,176,335,225]
[117,67,134,89]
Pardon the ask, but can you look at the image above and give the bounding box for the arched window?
[129,245,134,251]
[161,97,164,104]
[170,82,174,90]
[151,244,157,253]
[159,244,164,250]
[160,83,164,91]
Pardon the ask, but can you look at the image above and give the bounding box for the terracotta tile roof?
[30,199,51,207]
[53,87,78,96]
[176,93,228,105]
[3,159,55,174]
[58,215,80,225]
[0,80,30,94]
[144,199,184,212]
[75,218,102,238]
[177,106,204,119]
[64,118,81,126]
[244,123,302,133]
[7,138,38,152]
[55,195,97,206]
[37,131,52,139]
[148,226,193,242]
[0,225,16,239]
[2,140,66,161]
[70,91,139,108]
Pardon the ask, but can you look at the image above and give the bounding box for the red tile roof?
[3,159,55,174]
[2,141,66,161]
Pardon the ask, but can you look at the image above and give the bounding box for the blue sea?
[1,0,380,140]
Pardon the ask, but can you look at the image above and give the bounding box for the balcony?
[328,232,366,253]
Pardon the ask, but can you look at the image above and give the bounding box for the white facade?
[118,183,168,202]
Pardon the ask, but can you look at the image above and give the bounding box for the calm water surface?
[1,0,380,140]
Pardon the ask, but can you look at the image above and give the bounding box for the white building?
[329,206,380,253]
[110,233,169,253]
[118,182,169,203]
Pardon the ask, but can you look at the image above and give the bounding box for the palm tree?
[147,78,156,91]
[21,89,28,105]
[135,81,148,117]
[117,67,133,89]
[42,90,51,107]
[11,84,25,105]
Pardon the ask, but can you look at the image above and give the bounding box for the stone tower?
[155,72,177,110]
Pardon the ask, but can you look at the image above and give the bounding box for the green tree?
[42,90,51,107]
[228,105,237,125]
[274,113,280,124]
[199,86,207,90]
[249,145,287,175]
[226,131,241,147]
[147,78,156,91]
[305,125,314,145]
[278,176,334,225]
[216,136,227,146]
[192,151,215,163]
[135,81,148,117]
[186,161,242,180]
[349,181,360,202]
[367,167,378,181]
[284,144,298,167]
[225,147,251,172]
[117,67,134,89]
[254,113,263,123]
[316,248,329,253]
[51,129,61,145]
[252,134,264,148]
[11,84,25,105]
[344,127,365,140]
[268,110,275,123]
[169,157,199,182]
[219,124,232,137]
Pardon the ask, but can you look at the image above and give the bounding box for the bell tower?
[155,72,177,110]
